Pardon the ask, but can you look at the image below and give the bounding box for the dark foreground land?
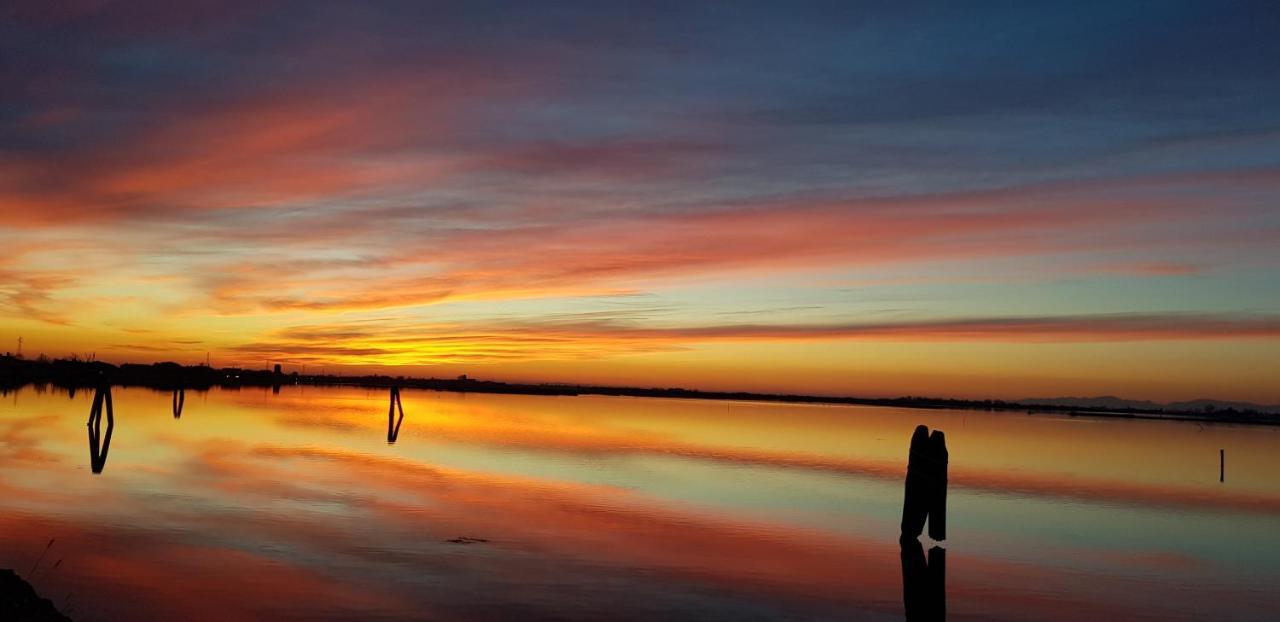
[0,570,73,622]
[2,354,1278,425]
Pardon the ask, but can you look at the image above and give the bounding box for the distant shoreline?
[3,354,1278,426]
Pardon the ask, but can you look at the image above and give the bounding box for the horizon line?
[3,352,1277,416]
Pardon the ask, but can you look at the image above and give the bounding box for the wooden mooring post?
[87,386,114,474]
[387,387,405,443]
[927,430,948,541]
[901,425,948,541]
[901,423,948,620]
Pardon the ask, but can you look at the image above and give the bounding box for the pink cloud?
[191,173,1273,314]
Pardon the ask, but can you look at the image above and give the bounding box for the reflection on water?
[85,386,114,474]
[1,385,1279,621]
[172,388,184,419]
[387,387,404,444]
[901,537,945,621]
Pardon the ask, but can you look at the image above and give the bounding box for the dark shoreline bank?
[3,354,1277,426]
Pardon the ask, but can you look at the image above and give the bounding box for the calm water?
[1,385,1278,621]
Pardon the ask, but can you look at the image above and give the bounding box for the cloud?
[0,268,77,325]
[172,170,1278,315]
[593,313,1280,342]
[227,311,1280,367]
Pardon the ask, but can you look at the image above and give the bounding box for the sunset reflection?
[2,386,1277,620]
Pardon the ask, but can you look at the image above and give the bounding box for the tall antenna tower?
[16,336,22,358]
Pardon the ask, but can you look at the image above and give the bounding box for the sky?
[2,1,1279,403]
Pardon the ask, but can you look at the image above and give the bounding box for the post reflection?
[86,386,115,474]
[172,388,185,419]
[900,536,945,621]
[387,387,405,443]
[901,424,947,620]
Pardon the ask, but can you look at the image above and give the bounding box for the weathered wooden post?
[1220,449,1224,483]
[901,425,931,538]
[902,425,948,540]
[87,386,114,474]
[927,430,948,541]
[387,387,405,443]
[901,424,948,619]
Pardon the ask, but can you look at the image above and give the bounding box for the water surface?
[1,385,1277,620]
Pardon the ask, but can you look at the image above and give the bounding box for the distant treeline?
[0,354,576,395]
[2,354,278,391]
[2,354,1277,425]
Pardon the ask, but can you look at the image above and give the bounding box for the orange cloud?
[226,312,1280,367]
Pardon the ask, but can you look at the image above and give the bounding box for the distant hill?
[1166,399,1280,414]
[1019,396,1162,410]
[1020,395,1280,414]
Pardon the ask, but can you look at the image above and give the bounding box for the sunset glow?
[3,2,1278,403]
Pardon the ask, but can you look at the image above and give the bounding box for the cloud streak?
[163,171,1278,315]
[228,312,1280,366]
